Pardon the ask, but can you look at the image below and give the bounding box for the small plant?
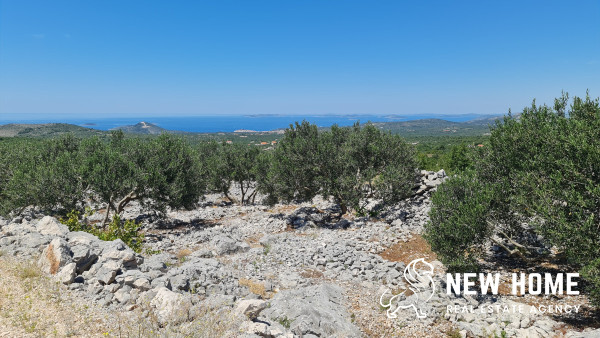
[144,248,161,255]
[238,278,268,298]
[59,210,86,232]
[447,328,462,338]
[276,316,294,329]
[17,262,41,280]
[60,210,144,253]
[262,243,271,255]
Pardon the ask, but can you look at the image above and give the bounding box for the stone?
[96,261,121,285]
[259,284,361,337]
[133,278,151,291]
[114,289,132,304]
[150,287,192,326]
[37,216,69,237]
[140,254,169,273]
[235,299,267,320]
[240,321,269,336]
[211,235,250,255]
[56,262,77,285]
[71,244,98,274]
[38,238,72,275]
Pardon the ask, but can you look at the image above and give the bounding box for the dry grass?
[268,205,297,214]
[379,234,437,264]
[0,256,109,336]
[0,256,242,337]
[299,268,324,279]
[238,278,270,299]
[174,248,193,260]
[245,234,264,248]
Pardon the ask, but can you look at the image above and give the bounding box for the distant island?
[110,121,170,135]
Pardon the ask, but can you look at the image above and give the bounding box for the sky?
[0,1,599,119]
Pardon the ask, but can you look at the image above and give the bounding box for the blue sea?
[0,114,485,133]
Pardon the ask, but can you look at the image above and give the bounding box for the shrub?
[268,121,418,214]
[0,135,84,216]
[60,210,144,253]
[80,131,204,225]
[424,172,494,272]
[201,141,262,205]
[425,92,600,305]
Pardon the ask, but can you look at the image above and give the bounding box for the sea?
[0,114,485,133]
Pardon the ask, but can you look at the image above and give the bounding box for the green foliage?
[275,316,294,329]
[96,215,144,253]
[79,131,204,221]
[425,172,493,272]
[425,92,600,305]
[59,210,144,253]
[269,121,323,203]
[201,141,262,204]
[267,121,418,214]
[1,135,84,215]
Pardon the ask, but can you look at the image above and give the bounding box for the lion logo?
[379,258,436,319]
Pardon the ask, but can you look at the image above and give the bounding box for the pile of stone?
[415,169,447,195]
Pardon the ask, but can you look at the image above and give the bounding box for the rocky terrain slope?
[1,170,599,337]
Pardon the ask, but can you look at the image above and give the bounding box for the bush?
[60,210,144,253]
[424,172,494,272]
[267,121,418,214]
[425,92,600,305]
[201,141,262,205]
[80,131,204,224]
[1,135,84,215]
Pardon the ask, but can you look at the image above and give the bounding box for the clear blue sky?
[0,1,598,119]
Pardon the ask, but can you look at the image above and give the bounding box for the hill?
[370,117,498,137]
[110,121,170,135]
[0,123,105,138]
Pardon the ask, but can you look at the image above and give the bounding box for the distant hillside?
[110,122,170,135]
[0,123,105,138]
[370,116,503,137]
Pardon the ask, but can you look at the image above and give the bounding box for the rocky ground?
[1,170,600,337]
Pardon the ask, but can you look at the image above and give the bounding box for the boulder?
[259,284,361,337]
[70,244,98,274]
[95,260,121,285]
[37,216,69,237]
[38,238,72,275]
[150,287,192,326]
[235,299,267,320]
[133,278,151,291]
[211,235,250,255]
[56,262,77,285]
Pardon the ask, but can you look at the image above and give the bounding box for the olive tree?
[201,141,262,205]
[0,135,84,216]
[267,121,418,215]
[81,131,204,226]
[425,92,600,305]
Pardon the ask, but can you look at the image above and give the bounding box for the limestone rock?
[37,216,69,237]
[235,299,267,320]
[38,238,72,275]
[259,284,361,337]
[56,262,77,285]
[150,287,192,326]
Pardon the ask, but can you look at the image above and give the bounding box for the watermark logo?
[379,258,436,319]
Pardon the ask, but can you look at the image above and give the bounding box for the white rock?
[234,299,267,320]
[37,216,70,237]
[38,238,72,275]
[56,262,77,285]
[150,287,192,325]
[133,278,151,291]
